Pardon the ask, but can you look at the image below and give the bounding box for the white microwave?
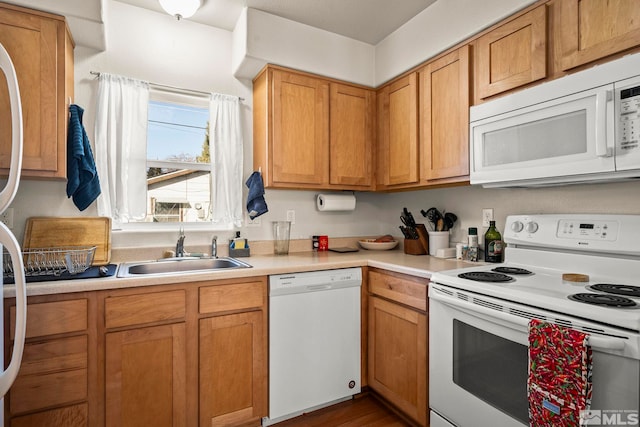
[470,52,640,187]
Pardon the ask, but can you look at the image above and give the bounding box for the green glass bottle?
[484,220,503,263]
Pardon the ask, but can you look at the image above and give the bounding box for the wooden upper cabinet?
[271,70,329,186]
[329,83,375,189]
[376,74,419,188]
[419,46,470,183]
[0,3,74,179]
[253,65,375,190]
[557,0,640,71]
[476,5,547,99]
[253,67,329,189]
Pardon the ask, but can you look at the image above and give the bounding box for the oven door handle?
[430,289,627,351]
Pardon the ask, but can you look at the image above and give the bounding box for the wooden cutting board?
[23,217,112,265]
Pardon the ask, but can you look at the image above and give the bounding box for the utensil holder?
[428,231,450,256]
[404,239,426,255]
[415,224,429,254]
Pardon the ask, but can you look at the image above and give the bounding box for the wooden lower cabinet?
[4,278,267,427]
[101,279,267,427]
[105,323,187,427]
[4,295,96,427]
[368,269,428,427]
[199,311,266,427]
[10,404,88,427]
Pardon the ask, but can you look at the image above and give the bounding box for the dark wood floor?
[273,395,412,427]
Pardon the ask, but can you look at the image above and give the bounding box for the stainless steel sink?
[117,257,252,278]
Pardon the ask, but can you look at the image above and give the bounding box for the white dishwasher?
[266,267,361,426]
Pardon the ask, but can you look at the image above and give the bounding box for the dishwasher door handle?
[306,284,332,291]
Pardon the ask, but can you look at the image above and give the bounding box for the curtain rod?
[89,71,245,101]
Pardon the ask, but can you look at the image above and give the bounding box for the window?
[132,89,212,223]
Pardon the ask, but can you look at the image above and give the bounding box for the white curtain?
[209,93,243,227]
[94,73,150,223]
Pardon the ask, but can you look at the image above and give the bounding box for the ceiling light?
[159,0,202,20]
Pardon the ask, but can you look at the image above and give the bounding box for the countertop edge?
[3,251,473,298]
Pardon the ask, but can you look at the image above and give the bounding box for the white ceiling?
[118,0,438,45]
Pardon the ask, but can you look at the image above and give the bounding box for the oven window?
[453,320,529,424]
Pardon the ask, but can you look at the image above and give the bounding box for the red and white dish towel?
[528,319,593,427]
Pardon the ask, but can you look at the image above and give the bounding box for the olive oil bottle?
[484,220,503,263]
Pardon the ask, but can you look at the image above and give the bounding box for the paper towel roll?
[316,193,356,211]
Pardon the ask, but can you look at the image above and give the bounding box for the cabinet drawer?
[368,270,427,311]
[10,403,88,427]
[105,290,186,329]
[10,367,87,414]
[10,299,87,339]
[199,281,265,314]
[19,335,87,376]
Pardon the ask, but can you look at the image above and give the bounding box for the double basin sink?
[117,256,252,278]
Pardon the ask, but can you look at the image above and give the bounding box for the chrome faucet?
[176,228,186,257]
[211,235,218,258]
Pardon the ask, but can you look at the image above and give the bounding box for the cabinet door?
[0,6,70,178]
[558,0,640,71]
[420,46,470,182]
[329,83,375,188]
[272,70,329,186]
[368,296,427,426]
[105,323,187,427]
[377,74,419,187]
[476,5,546,99]
[199,311,266,427]
[10,336,88,414]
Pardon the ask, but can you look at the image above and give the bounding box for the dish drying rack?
[3,246,97,278]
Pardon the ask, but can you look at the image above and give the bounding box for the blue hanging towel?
[245,171,268,219]
[66,104,101,211]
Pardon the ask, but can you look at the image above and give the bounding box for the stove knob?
[511,221,524,233]
[525,221,539,233]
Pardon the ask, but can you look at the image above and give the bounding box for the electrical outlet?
[0,208,14,229]
[286,209,296,225]
[245,212,261,227]
[482,208,494,227]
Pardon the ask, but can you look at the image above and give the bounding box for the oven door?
[429,284,640,427]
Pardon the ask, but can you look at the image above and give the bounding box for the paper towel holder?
[316,192,356,212]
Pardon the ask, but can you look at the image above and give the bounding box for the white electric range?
[428,214,640,427]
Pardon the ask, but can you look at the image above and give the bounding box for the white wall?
[7,1,385,249]
[379,182,640,248]
[8,0,640,253]
[375,0,537,84]
[232,8,376,86]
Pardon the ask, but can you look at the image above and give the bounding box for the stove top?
[588,283,640,298]
[492,267,533,275]
[568,293,638,308]
[430,214,640,331]
[458,271,514,282]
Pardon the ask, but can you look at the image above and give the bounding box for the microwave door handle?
[430,287,627,351]
[595,90,614,157]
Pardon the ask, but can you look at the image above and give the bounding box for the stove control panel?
[504,214,640,255]
[557,219,618,241]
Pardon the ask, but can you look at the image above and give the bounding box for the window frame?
[115,87,234,232]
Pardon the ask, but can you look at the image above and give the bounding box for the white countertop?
[3,250,474,298]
